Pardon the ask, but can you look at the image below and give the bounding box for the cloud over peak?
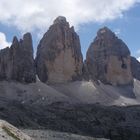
[0,32,11,49]
[0,0,139,33]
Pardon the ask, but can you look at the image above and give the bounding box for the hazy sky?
[0,0,140,60]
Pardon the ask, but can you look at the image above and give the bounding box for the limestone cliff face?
[0,23,137,86]
[0,33,36,83]
[86,27,133,86]
[36,16,83,84]
[131,57,140,81]
[0,47,11,80]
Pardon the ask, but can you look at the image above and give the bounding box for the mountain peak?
[0,33,36,83]
[12,36,19,44]
[23,32,32,40]
[86,27,133,86]
[53,16,67,24]
[36,16,83,83]
[97,26,115,38]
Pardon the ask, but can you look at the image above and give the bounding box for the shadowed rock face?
[0,33,36,83]
[131,57,140,81]
[36,16,83,84]
[86,27,133,86]
[0,47,11,80]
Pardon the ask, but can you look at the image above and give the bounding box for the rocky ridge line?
[0,33,36,83]
[0,17,139,85]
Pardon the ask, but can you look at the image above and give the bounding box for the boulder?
[36,16,83,84]
[0,120,33,140]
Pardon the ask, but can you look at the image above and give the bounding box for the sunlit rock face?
[86,27,133,86]
[36,16,83,84]
[0,33,36,83]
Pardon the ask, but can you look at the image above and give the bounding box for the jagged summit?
[94,27,130,56]
[0,33,36,83]
[97,26,116,38]
[98,26,112,33]
[12,36,18,43]
[12,33,32,48]
[53,16,67,24]
[23,32,32,38]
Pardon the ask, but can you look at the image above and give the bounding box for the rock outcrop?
[86,27,133,86]
[0,22,138,86]
[0,33,36,83]
[0,120,33,140]
[36,16,83,84]
[131,57,140,81]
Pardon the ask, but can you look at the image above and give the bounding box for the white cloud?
[0,32,11,49]
[0,0,139,33]
[114,29,121,35]
[137,57,140,62]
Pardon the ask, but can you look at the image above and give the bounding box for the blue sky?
[0,0,140,60]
